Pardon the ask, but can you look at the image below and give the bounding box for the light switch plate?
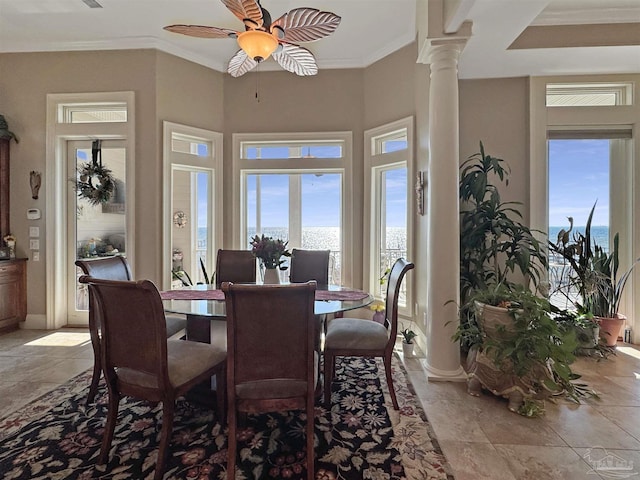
[29,226,39,237]
[29,239,40,250]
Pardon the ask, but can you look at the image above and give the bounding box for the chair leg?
[154,401,175,480]
[383,354,399,410]
[227,405,237,480]
[99,389,120,465]
[86,358,101,406]
[323,352,334,407]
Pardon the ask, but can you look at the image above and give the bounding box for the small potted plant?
[400,324,417,358]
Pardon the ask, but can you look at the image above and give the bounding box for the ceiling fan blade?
[272,43,318,76]
[272,8,341,44]
[228,49,258,77]
[221,0,263,28]
[164,24,238,39]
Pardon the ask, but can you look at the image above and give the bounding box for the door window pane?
[548,139,610,309]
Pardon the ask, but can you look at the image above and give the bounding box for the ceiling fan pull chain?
[255,63,260,103]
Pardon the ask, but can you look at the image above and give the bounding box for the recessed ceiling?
[0,0,638,79]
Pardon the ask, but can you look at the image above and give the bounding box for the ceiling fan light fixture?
[237,30,279,62]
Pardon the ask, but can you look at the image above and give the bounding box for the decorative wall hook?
[30,171,42,200]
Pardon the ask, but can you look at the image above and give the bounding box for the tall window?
[163,122,223,289]
[364,118,414,312]
[233,133,352,285]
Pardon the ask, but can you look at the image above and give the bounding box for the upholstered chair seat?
[324,318,390,350]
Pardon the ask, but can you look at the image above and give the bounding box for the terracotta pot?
[597,314,626,347]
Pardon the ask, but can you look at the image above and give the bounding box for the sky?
[548,139,610,227]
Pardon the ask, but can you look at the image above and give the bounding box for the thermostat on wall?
[27,208,41,220]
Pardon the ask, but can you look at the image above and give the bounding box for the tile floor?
[1,327,639,479]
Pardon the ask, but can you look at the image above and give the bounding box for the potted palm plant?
[549,202,639,346]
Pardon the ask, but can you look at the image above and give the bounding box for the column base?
[421,359,468,382]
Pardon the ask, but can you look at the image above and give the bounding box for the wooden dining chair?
[215,249,256,288]
[289,248,331,285]
[76,256,187,405]
[324,258,414,410]
[79,276,227,480]
[223,281,317,480]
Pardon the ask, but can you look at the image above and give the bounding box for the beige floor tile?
[595,406,640,442]
[0,381,61,419]
[438,440,517,480]
[494,444,602,480]
[476,411,567,446]
[543,404,640,449]
[422,396,491,443]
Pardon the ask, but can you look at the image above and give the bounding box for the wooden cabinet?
[0,138,9,239]
[0,259,27,333]
[0,138,27,333]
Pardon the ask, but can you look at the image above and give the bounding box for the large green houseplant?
[549,202,640,346]
[457,142,590,415]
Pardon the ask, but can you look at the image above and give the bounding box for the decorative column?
[421,40,467,381]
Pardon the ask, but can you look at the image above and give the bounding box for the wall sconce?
[415,171,425,216]
[30,171,42,200]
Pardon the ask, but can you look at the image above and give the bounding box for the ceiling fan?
[164,0,341,77]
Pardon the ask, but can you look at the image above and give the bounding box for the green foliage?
[199,258,215,285]
[549,201,640,318]
[401,328,417,344]
[460,142,548,303]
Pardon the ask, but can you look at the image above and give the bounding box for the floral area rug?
[0,355,453,480]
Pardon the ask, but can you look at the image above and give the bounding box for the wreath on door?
[76,139,115,205]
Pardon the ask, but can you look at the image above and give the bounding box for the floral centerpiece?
[250,234,291,271]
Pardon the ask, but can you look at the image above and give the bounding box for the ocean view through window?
[548,138,610,309]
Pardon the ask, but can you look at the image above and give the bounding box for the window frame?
[364,117,414,316]
[162,121,223,290]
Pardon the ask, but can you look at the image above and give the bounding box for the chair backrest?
[79,276,169,389]
[75,256,132,281]
[384,258,415,343]
[215,249,256,288]
[223,282,316,392]
[289,248,330,285]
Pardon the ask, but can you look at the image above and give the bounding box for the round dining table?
[161,283,374,343]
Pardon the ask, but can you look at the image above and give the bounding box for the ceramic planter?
[597,314,626,347]
[263,268,280,284]
[402,341,414,358]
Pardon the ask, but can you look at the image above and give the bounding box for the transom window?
[546,82,633,107]
[59,103,128,123]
